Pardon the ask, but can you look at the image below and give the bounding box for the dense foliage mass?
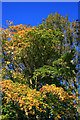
[1,12,80,119]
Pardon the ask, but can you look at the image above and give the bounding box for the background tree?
[1,12,79,119]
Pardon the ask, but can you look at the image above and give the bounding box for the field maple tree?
[1,12,80,119]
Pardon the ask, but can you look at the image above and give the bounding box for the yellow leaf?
[57,115,61,119]
[62,34,64,37]
[29,106,32,110]
[21,108,23,110]
[71,60,73,63]
[20,104,22,107]
[7,61,10,64]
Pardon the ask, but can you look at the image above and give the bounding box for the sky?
[2,2,78,27]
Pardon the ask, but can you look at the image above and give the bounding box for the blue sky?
[2,2,78,27]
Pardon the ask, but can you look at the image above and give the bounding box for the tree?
[1,12,79,119]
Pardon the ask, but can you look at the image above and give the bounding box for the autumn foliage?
[1,12,79,119]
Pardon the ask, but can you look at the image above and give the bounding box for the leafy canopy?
[1,12,79,120]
